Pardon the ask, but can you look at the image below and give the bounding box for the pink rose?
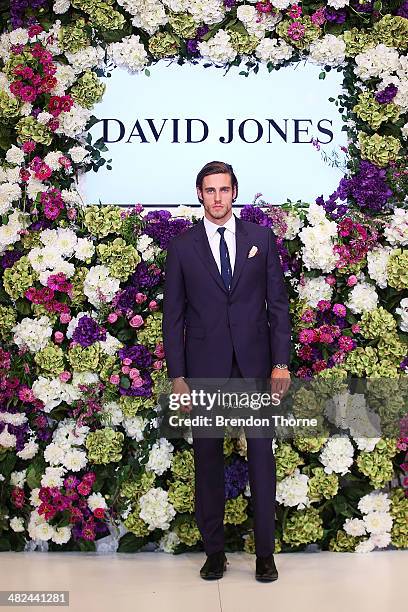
[131,376,144,388]
[153,360,163,370]
[129,368,140,379]
[121,365,130,374]
[122,357,132,366]
[149,300,158,311]
[54,331,64,343]
[108,312,118,324]
[347,275,358,287]
[109,374,120,385]
[130,315,144,328]
[135,293,147,303]
[60,313,71,324]
[59,371,71,382]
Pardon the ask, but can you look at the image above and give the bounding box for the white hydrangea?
[117,0,168,35]
[5,144,24,165]
[83,265,121,307]
[309,34,346,68]
[0,427,17,448]
[319,435,354,475]
[198,30,237,66]
[367,246,393,289]
[297,275,333,308]
[396,298,408,332]
[122,416,147,441]
[10,469,27,488]
[32,376,81,412]
[157,530,181,553]
[53,0,71,14]
[358,492,391,514]
[16,439,39,460]
[384,208,408,246]
[0,182,22,215]
[37,112,54,125]
[55,103,91,138]
[354,44,400,81]
[145,438,174,475]
[139,487,176,530]
[327,0,350,7]
[10,517,25,533]
[68,145,89,164]
[52,418,90,449]
[283,211,304,240]
[65,45,105,74]
[271,0,291,9]
[61,188,84,206]
[107,35,148,73]
[300,220,338,273]
[0,210,29,253]
[26,177,47,200]
[12,316,53,353]
[402,122,408,140]
[189,0,225,25]
[346,281,378,314]
[255,37,293,64]
[276,469,310,509]
[0,411,27,426]
[377,74,408,113]
[53,63,77,90]
[101,401,123,427]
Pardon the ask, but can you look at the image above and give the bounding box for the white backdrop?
[80,60,347,207]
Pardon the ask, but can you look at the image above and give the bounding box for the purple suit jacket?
[162,213,292,379]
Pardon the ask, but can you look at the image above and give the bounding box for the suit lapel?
[193,214,251,294]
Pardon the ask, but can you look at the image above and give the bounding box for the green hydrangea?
[293,435,328,454]
[223,436,235,457]
[70,267,87,306]
[342,28,376,56]
[308,467,339,502]
[366,360,400,379]
[275,443,304,480]
[148,32,179,59]
[387,249,408,290]
[119,395,156,417]
[174,517,201,546]
[20,231,42,250]
[283,507,324,547]
[68,343,100,372]
[377,333,407,365]
[359,307,397,339]
[3,256,37,300]
[85,427,124,464]
[243,532,282,554]
[228,30,259,55]
[353,92,400,130]
[0,305,17,341]
[31,304,59,326]
[373,14,408,50]
[168,480,194,513]
[99,354,120,382]
[71,0,126,30]
[58,18,90,53]
[2,51,33,79]
[344,346,379,376]
[136,312,163,349]
[124,506,150,536]
[358,132,401,168]
[169,12,198,38]
[70,70,106,109]
[224,494,248,525]
[292,387,323,420]
[97,238,140,281]
[390,487,408,548]
[356,438,397,488]
[16,117,52,146]
[34,344,65,377]
[171,450,194,481]
[84,205,122,238]
[329,529,361,552]
[275,16,320,50]
[0,90,21,118]
[120,472,156,502]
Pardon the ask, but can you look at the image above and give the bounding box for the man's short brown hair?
[196,161,238,204]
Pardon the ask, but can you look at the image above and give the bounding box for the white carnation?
[346,282,378,314]
[297,276,333,308]
[5,144,24,165]
[139,487,176,531]
[367,246,393,288]
[12,316,53,353]
[319,435,354,475]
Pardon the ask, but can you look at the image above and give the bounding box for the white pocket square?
[248,245,258,258]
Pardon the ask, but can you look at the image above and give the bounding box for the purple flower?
[396,0,408,18]
[72,316,107,348]
[1,249,23,269]
[10,0,48,29]
[225,457,248,499]
[186,39,199,55]
[350,0,374,13]
[375,84,398,104]
[224,0,236,7]
[323,7,347,23]
[240,205,273,227]
[130,261,162,290]
[118,344,152,368]
[143,211,192,249]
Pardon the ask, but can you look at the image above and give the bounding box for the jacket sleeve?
[162,237,187,378]
[266,228,292,367]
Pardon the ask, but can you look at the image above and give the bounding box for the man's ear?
[232,186,237,202]
[196,187,203,202]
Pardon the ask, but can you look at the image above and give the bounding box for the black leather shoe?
[200,551,228,580]
[255,553,278,582]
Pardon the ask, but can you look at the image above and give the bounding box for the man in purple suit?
[162,161,291,582]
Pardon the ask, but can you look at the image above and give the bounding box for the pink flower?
[54,331,64,343]
[338,336,354,351]
[107,313,118,324]
[149,300,158,311]
[317,300,331,312]
[347,275,358,287]
[325,275,336,286]
[28,24,43,37]
[131,376,144,388]
[351,324,361,334]
[332,303,346,318]
[67,208,77,220]
[122,357,132,366]
[109,374,120,385]
[93,508,105,519]
[301,308,315,323]
[121,365,130,374]
[153,360,163,370]
[18,386,35,402]
[154,342,165,358]
[289,4,302,19]
[129,368,140,379]
[58,155,71,168]
[35,163,52,181]
[22,140,36,153]
[59,371,71,382]
[311,7,326,26]
[312,359,327,373]
[77,482,91,496]
[130,315,144,328]
[287,21,305,40]
[135,292,147,303]
[299,328,318,344]
[60,313,71,324]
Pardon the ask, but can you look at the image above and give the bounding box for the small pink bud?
[149,300,158,311]
[60,313,71,324]
[135,292,147,303]
[107,312,118,324]
[54,331,64,343]
[130,315,144,328]
[347,275,358,287]
[109,374,120,385]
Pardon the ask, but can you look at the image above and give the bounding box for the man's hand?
[270,367,291,400]
[171,377,192,413]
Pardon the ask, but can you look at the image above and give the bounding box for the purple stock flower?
[1,250,23,269]
[186,39,199,55]
[324,7,347,23]
[396,0,408,18]
[350,0,374,13]
[224,0,236,7]
[130,261,161,290]
[240,205,273,227]
[118,344,152,368]
[143,210,191,249]
[10,0,48,29]
[375,84,398,104]
[72,316,107,348]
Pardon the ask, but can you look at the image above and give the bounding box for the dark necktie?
[217,227,232,291]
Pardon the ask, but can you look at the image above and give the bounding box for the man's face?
[197,172,237,224]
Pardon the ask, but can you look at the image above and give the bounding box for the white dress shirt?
[203,213,236,275]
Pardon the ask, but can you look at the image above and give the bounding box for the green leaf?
[118,533,146,553]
